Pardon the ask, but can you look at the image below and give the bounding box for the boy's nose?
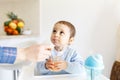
[54,32,59,37]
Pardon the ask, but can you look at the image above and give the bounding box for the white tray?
[34,74,79,78]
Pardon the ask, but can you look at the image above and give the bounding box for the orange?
[4,26,9,32]
[6,28,13,35]
[12,29,19,35]
[12,19,19,24]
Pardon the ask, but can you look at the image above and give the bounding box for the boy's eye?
[53,30,56,33]
[60,31,64,35]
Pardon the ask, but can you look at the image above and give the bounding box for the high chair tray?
[34,74,79,78]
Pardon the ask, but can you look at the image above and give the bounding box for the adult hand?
[17,44,52,62]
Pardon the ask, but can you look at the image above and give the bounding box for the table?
[0,61,109,80]
[18,64,109,80]
[18,73,109,80]
[34,75,109,80]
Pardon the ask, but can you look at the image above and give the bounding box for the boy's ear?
[69,37,74,45]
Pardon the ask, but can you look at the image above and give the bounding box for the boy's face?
[51,23,73,47]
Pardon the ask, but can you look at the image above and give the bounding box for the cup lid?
[85,54,104,70]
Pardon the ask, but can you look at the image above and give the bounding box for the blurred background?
[1,0,120,80]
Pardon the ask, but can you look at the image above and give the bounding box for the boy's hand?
[45,58,67,72]
[45,58,54,70]
[52,61,67,72]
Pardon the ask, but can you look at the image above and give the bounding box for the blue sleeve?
[0,46,17,64]
[36,61,50,75]
[65,51,85,74]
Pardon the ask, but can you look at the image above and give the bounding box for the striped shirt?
[0,46,17,64]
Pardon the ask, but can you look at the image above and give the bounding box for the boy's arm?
[36,61,50,75]
[65,61,85,74]
[64,52,85,74]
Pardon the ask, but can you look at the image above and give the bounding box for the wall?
[0,0,40,36]
[0,0,120,79]
[39,0,120,77]
[0,0,40,80]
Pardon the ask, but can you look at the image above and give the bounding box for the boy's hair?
[55,20,76,38]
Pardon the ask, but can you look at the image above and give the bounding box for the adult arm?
[0,44,52,64]
[17,44,52,62]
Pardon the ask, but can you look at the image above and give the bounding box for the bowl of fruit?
[4,12,25,35]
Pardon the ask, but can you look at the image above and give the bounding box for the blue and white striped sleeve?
[0,46,17,64]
